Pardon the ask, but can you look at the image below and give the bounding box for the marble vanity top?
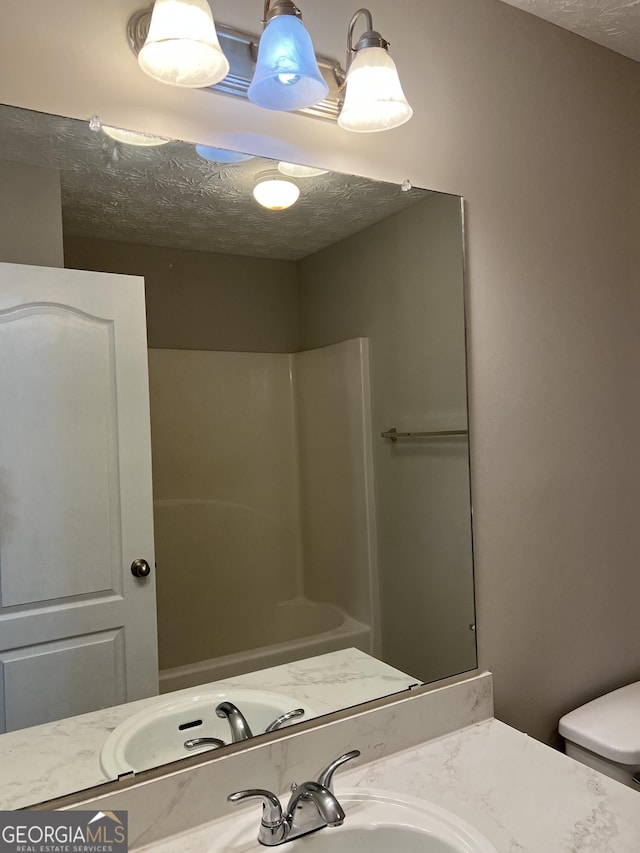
[0,648,415,810]
[136,718,640,852]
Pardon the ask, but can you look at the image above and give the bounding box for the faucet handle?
[227,789,283,827]
[184,736,226,750]
[265,708,306,733]
[316,749,361,792]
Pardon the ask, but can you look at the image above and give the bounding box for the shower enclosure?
[148,338,379,692]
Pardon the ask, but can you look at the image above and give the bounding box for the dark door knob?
[131,559,152,578]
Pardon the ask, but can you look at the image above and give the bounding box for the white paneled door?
[0,263,158,733]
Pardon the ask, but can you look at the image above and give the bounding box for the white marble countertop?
[0,648,415,810]
[138,718,640,852]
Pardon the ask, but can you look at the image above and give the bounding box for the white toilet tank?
[559,681,640,789]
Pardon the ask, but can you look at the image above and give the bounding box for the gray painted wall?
[299,193,475,683]
[1,0,639,745]
[65,237,299,353]
[0,160,63,268]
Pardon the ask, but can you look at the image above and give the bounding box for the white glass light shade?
[253,173,300,210]
[138,0,230,88]
[102,126,171,147]
[338,47,413,133]
[277,162,329,178]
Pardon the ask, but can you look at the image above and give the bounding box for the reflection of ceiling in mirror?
[0,106,426,260]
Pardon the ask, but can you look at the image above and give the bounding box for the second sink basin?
[99,689,317,778]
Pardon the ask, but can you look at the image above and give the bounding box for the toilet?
[559,681,640,789]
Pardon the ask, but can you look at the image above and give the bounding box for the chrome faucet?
[227,749,360,846]
[216,702,307,742]
[216,701,254,742]
[184,703,308,752]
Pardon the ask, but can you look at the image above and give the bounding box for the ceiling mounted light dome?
[136,0,230,88]
[101,125,171,147]
[277,162,329,178]
[253,170,300,210]
[248,1,329,112]
[338,9,413,133]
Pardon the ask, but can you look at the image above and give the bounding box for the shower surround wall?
[299,193,476,683]
[296,339,380,654]
[148,341,376,684]
[148,349,302,673]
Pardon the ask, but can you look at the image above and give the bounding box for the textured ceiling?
[0,105,426,261]
[499,0,640,61]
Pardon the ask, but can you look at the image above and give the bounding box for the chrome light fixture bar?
[127,6,346,122]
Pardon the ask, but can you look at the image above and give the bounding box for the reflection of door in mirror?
[0,263,158,732]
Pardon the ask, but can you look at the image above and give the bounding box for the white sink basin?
[99,689,316,778]
[216,789,498,852]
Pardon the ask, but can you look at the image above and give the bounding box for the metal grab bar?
[381,427,468,442]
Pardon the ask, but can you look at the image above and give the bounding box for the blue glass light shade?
[248,15,329,112]
[195,145,254,163]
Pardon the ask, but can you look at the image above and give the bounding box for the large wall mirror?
[0,103,475,809]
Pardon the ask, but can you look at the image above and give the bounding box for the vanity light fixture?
[248,1,329,112]
[125,5,412,130]
[337,8,413,133]
[133,0,229,88]
[253,170,300,210]
[277,162,329,178]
